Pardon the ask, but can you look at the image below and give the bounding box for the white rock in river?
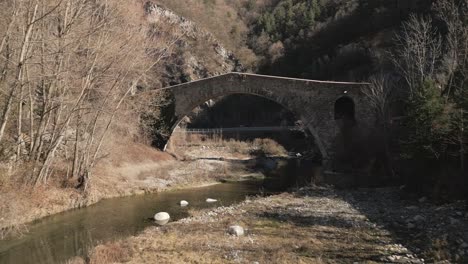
[154,212,170,225]
[179,200,189,207]
[206,198,217,203]
[228,225,245,236]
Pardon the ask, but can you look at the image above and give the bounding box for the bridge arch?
[168,91,327,159]
[157,72,372,170]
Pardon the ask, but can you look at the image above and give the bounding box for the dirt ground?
[78,186,468,264]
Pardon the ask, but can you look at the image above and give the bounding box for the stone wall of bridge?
[162,72,375,174]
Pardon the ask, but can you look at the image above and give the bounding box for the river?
[0,180,274,264]
[0,158,320,264]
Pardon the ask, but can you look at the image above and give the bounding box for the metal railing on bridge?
[173,126,302,134]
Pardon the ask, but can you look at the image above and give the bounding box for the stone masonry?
[163,72,374,172]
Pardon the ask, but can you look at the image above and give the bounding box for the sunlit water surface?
[0,158,319,264]
[0,181,268,264]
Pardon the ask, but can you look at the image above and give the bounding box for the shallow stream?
[0,158,320,264]
[0,181,268,264]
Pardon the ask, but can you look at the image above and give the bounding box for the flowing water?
[0,181,270,264]
[0,158,320,264]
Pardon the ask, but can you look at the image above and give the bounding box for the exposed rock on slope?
[144,2,244,86]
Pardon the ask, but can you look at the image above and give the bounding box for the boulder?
[206,198,218,203]
[228,225,244,236]
[179,200,189,207]
[154,212,170,225]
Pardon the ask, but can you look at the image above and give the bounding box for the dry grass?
[0,181,83,238]
[0,141,255,238]
[252,138,287,156]
[84,191,396,263]
[65,257,86,264]
[169,132,288,159]
[88,242,132,264]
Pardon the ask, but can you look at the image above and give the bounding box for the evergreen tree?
[255,0,322,43]
[402,80,452,161]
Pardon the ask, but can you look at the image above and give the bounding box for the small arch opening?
[333,96,358,172]
[334,96,355,122]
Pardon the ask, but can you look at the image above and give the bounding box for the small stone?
[418,197,427,203]
[228,225,245,236]
[450,217,460,225]
[413,215,425,222]
[206,198,218,203]
[456,211,463,216]
[179,200,189,207]
[407,223,416,229]
[154,212,170,225]
[461,242,468,248]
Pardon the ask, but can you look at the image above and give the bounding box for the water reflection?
[0,158,319,264]
[0,181,267,264]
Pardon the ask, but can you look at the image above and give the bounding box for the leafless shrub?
[252,138,287,156]
[364,73,396,124]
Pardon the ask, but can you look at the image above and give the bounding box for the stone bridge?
[162,72,374,172]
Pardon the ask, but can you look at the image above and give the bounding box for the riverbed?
[0,181,270,264]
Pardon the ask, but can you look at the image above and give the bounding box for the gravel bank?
[83,186,468,263]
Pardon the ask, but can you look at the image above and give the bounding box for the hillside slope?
[151,0,433,81]
[144,2,244,86]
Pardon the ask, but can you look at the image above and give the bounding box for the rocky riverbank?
[0,143,260,239]
[78,186,467,264]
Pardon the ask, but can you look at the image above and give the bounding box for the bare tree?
[0,1,39,144]
[391,15,442,98]
[0,0,185,188]
[433,0,468,171]
[364,73,396,177]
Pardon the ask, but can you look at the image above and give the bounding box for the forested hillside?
[0,0,466,225]
[0,1,467,262]
[154,0,467,196]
